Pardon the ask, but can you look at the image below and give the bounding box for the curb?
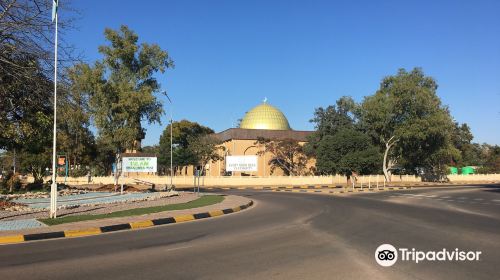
[204,185,419,191]
[202,183,500,191]
[0,201,253,245]
[272,186,412,194]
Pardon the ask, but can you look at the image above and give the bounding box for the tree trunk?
[383,136,397,182]
[114,154,120,188]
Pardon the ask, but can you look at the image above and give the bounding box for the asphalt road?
[1,185,500,280]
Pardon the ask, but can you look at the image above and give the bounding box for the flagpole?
[50,4,58,219]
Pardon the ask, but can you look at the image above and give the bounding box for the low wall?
[34,173,500,187]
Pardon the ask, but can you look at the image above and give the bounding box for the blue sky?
[63,0,500,146]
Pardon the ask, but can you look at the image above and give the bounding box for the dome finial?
[263,97,267,103]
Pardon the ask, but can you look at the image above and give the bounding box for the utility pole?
[163,91,173,191]
[50,0,59,219]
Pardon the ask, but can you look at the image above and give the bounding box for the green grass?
[39,195,224,226]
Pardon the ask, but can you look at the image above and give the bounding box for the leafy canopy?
[69,25,174,154]
[316,129,380,176]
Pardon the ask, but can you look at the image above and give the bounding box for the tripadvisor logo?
[375,244,482,267]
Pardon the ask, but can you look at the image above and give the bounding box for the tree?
[316,129,380,181]
[360,68,457,181]
[256,138,310,176]
[305,96,358,156]
[188,134,224,175]
[450,122,480,166]
[69,25,174,183]
[57,88,96,174]
[476,145,500,174]
[0,55,53,151]
[0,0,78,78]
[158,120,214,175]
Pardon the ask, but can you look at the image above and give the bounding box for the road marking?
[474,198,484,201]
[441,196,451,199]
[165,245,194,252]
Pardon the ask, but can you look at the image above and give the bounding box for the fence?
[31,173,500,187]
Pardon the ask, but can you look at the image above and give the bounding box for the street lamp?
[162,91,173,191]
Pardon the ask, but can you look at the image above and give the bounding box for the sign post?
[57,155,68,184]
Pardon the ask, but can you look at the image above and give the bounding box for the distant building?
[204,101,315,176]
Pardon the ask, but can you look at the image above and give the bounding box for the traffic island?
[0,194,253,245]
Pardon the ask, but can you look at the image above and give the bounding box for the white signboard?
[226,156,258,172]
[122,157,157,173]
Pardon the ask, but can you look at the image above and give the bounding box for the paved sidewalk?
[0,219,47,231]
[0,194,251,237]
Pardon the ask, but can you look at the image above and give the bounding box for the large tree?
[256,138,310,176]
[158,120,214,175]
[360,68,457,181]
[57,88,96,174]
[305,96,357,156]
[316,129,380,180]
[69,25,174,182]
[187,134,224,176]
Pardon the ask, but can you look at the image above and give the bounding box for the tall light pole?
[50,0,59,219]
[163,91,173,191]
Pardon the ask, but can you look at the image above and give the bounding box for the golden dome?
[240,102,291,130]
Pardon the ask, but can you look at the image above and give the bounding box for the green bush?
[25,180,48,192]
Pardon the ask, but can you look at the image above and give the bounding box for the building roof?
[240,102,291,130]
[215,128,313,142]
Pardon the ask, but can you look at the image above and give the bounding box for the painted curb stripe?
[100,223,132,233]
[222,208,234,214]
[208,210,224,217]
[0,235,24,244]
[24,231,65,241]
[193,212,210,219]
[130,220,154,229]
[152,217,176,225]
[174,215,195,223]
[64,228,102,238]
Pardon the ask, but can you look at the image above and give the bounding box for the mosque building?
[205,100,315,176]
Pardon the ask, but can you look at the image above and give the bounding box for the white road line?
[474,198,484,201]
[441,196,451,199]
